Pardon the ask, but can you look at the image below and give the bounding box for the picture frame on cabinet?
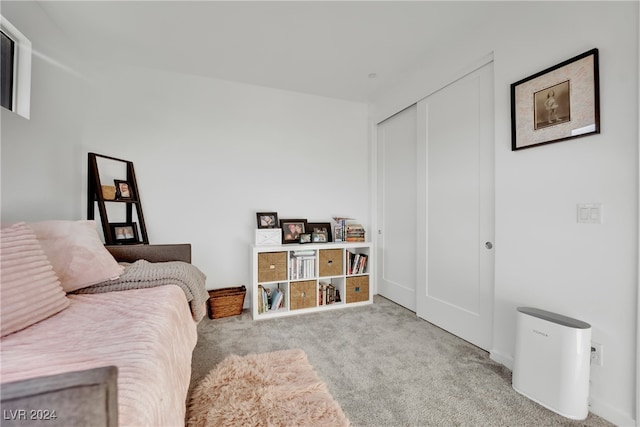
[257,212,278,229]
[511,48,600,151]
[280,219,307,244]
[114,179,132,199]
[312,231,328,243]
[110,222,139,244]
[307,222,332,243]
[299,233,312,244]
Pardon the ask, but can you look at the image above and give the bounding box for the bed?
[0,221,209,427]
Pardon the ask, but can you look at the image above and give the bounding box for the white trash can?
[512,307,591,419]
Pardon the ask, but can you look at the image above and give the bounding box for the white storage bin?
[512,307,591,419]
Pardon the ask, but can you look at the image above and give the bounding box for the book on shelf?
[345,223,365,242]
[293,249,315,256]
[258,285,269,314]
[290,253,316,280]
[332,217,354,242]
[258,285,286,314]
[318,282,336,306]
[332,217,365,242]
[347,251,368,274]
[270,288,285,311]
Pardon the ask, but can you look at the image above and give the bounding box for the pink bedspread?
[0,285,198,427]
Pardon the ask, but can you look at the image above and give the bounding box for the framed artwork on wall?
[511,48,600,151]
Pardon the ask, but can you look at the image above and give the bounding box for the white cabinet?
[250,242,372,320]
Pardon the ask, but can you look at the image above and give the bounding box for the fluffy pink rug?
[187,348,350,427]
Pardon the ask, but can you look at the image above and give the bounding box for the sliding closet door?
[376,105,417,311]
[416,62,494,350]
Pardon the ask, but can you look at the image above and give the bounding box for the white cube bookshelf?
[250,242,372,320]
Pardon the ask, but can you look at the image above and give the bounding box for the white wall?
[1,1,88,222]
[371,2,638,425]
[1,3,370,306]
[81,64,370,300]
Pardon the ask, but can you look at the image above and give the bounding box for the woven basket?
[319,249,343,277]
[257,252,287,282]
[101,185,116,200]
[208,286,246,319]
[290,280,316,311]
[345,276,369,304]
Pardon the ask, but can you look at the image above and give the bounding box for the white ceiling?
[36,1,499,103]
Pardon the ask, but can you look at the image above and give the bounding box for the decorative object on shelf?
[207,286,246,319]
[110,222,139,244]
[334,289,341,303]
[255,228,282,246]
[312,230,328,243]
[511,48,600,151]
[307,222,332,243]
[279,219,308,244]
[256,212,278,229]
[87,153,149,245]
[114,179,133,200]
[299,233,311,244]
[101,185,116,200]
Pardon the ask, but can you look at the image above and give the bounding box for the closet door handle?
[485,242,493,250]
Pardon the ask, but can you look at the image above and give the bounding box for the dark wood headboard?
[106,244,191,264]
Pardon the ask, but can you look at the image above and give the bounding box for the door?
[416,62,495,350]
[376,105,417,311]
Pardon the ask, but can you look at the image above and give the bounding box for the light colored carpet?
[187,348,349,427]
[189,295,614,427]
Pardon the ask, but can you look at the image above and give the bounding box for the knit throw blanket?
[73,260,209,322]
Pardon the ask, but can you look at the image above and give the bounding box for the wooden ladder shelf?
[87,152,149,245]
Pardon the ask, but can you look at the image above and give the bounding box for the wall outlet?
[591,342,603,367]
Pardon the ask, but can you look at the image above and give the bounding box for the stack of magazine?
[333,217,362,242]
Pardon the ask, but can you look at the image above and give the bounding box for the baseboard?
[489,349,513,370]
[588,397,635,427]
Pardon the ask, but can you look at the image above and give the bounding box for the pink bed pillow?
[1,223,70,337]
[29,220,124,293]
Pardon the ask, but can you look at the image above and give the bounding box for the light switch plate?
[577,203,602,224]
